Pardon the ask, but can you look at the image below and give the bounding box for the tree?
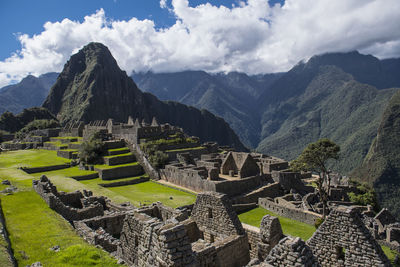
[291,138,340,219]
[79,132,106,164]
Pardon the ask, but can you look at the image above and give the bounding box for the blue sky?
[0,0,399,87]
[0,0,283,61]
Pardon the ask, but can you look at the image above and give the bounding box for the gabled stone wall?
[307,206,391,266]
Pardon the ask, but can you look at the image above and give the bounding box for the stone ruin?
[248,206,391,267]
[32,176,392,267]
[363,208,400,251]
[117,191,250,267]
[307,206,391,266]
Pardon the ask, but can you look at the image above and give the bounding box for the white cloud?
[1,0,400,87]
[160,0,168,9]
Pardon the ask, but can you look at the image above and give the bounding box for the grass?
[165,146,205,153]
[103,152,132,158]
[0,185,119,266]
[107,147,129,152]
[238,207,316,241]
[0,148,197,265]
[94,162,139,170]
[90,175,147,185]
[0,150,70,169]
[31,166,97,178]
[381,245,400,266]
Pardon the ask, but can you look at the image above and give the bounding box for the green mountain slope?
[351,90,400,218]
[256,65,398,173]
[133,71,281,148]
[0,73,58,114]
[42,42,247,151]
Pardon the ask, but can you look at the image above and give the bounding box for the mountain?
[256,52,400,173]
[351,90,400,218]
[0,73,58,114]
[132,71,282,148]
[42,42,247,151]
[0,107,57,133]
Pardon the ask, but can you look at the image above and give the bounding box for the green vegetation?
[165,146,205,152]
[15,119,60,139]
[34,166,97,178]
[348,182,380,211]
[0,189,119,266]
[94,162,139,170]
[78,132,106,164]
[0,150,70,168]
[381,245,400,266]
[0,148,197,265]
[103,152,132,158]
[291,138,340,218]
[108,147,129,152]
[238,207,316,241]
[148,151,169,169]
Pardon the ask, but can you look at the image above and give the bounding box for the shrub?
[79,132,106,164]
[314,218,324,229]
[149,151,169,169]
[348,182,380,211]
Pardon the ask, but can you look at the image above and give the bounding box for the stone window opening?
[336,246,345,261]
[210,233,215,243]
[208,208,213,218]
[135,235,139,247]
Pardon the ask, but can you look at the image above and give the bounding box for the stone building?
[117,191,250,267]
[221,152,260,178]
[307,206,391,266]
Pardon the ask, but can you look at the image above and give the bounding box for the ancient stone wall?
[20,163,70,174]
[243,223,261,259]
[74,212,126,252]
[97,164,144,180]
[271,171,313,195]
[117,212,196,267]
[103,154,135,166]
[232,182,283,205]
[307,206,391,266]
[33,176,104,222]
[191,192,245,239]
[259,198,322,225]
[265,237,320,267]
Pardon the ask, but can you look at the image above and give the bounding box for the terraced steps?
[94,162,144,180]
[107,147,131,156]
[97,176,149,187]
[103,153,136,166]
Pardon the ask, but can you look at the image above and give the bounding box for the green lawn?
[31,166,97,178]
[94,162,139,170]
[238,207,316,241]
[0,190,119,266]
[381,245,400,266]
[0,149,197,266]
[0,150,70,169]
[108,147,129,152]
[103,152,132,158]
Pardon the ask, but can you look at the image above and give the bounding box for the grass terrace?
[239,207,316,241]
[165,146,205,153]
[0,150,70,169]
[103,152,132,159]
[94,162,139,170]
[0,170,118,266]
[0,149,197,265]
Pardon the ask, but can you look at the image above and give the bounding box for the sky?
[0,0,399,87]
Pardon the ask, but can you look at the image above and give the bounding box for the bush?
[149,151,169,169]
[348,182,380,211]
[314,218,324,229]
[79,132,106,164]
[15,119,60,139]
[0,129,10,142]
